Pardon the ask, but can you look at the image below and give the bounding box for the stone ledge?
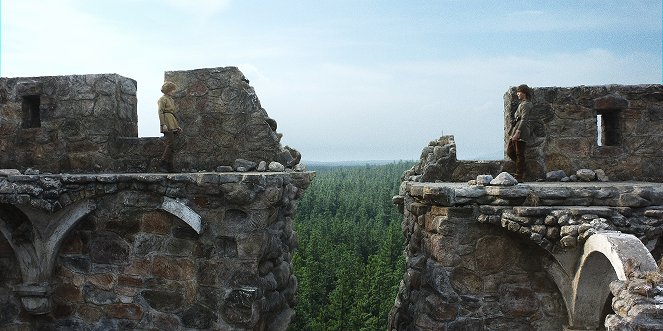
[0,171,315,212]
[405,182,663,208]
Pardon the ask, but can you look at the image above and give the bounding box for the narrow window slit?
[596,110,620,146]
[22,95,41,128]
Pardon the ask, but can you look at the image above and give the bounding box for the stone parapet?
[0,171,314,330]
[0,74,138,173]
[399,181,663,252]
[0,67,302,174]
[503,84,663,181]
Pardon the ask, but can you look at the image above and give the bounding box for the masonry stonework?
[0,67,301,173]
[392,84,663,331]
[0,67,313,330]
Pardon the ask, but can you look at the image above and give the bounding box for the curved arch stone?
[568,231,657,329]
[0,200,96,314]
[159,197,202,234]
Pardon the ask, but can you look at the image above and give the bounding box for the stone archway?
[568,232,658,330]
[0,200,96,314]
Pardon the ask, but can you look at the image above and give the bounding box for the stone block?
[498,285,539,317]
[106,303,143,320]
[450,267,483,295]
[474,236,515,274]
[181,303,216,329]
[88,273,114,291]
[150,256,195,280]
[141,290,184,312]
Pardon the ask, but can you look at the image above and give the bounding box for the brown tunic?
[157,95,179,132]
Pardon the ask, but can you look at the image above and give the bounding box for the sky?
[1,0,661,162]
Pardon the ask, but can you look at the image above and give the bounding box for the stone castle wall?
[0,67,313,330]
[0,67,301,174]
[504,84,663,181]
[403,85,663,184]
[0,74,138,172]
[393,84,663,330]
[389,180,663,330]
[0,171,313,330]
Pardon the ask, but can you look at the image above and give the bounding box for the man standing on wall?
[158,81,181,172]
[509,84,533,181]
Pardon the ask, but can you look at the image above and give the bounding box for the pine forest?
[288,161,415,331]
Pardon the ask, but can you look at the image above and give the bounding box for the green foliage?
[289,161,414,331]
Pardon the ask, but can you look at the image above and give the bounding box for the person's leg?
[515,140,526,181]
[160,131,174,172]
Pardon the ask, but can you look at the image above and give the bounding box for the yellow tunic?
[157,95,179,131]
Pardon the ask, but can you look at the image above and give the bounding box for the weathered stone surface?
[498,285,539,317]
[234,159,257,172]
[268,162,285,172]
[476,175,493,186]
[576,169,596,182]
[490,172,518,186]
[0,169,21,176]
[0,68,310,174]
[595,169,609,182]
[88,233,131,265]
[0,170,311,330]
[391,84,663,331]
[546,170,566,182]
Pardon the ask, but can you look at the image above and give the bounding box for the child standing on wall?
[158,81,181,172]
[509,84,533,182]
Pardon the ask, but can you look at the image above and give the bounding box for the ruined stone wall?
[504,84,663,181]
[402,136,504,183]
[0,67,301,174]
[0,171,313,330]
[161,68,288,172]
[389,185,568,331]
[0,74,138,173]
[390,179,663,330]
[0,67,313,330]
[393,84,663,330]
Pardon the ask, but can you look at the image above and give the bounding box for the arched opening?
[573,251,618,329]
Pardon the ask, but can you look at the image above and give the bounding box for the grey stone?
[233,159,257,172]
[181,304,215,329]
[294,163,307,172]
[576,169,596,182]
[269,162,286,172]
[560,225,579,237]
[142,290,184,312]
[88,233,131,265]
[476,175,493,186]
[546,170,566,181]
[559,235,577,247]
[595,169,609,182]
[619,193,651,208]
[257,161,267,171]
[490,172,518,186]
[216,165,234,172]
[0,169,21,176]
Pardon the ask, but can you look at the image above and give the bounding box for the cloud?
[2,1,659,161]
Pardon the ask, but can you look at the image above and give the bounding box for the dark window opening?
[22,95,41,128]
[596,110,620,146]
